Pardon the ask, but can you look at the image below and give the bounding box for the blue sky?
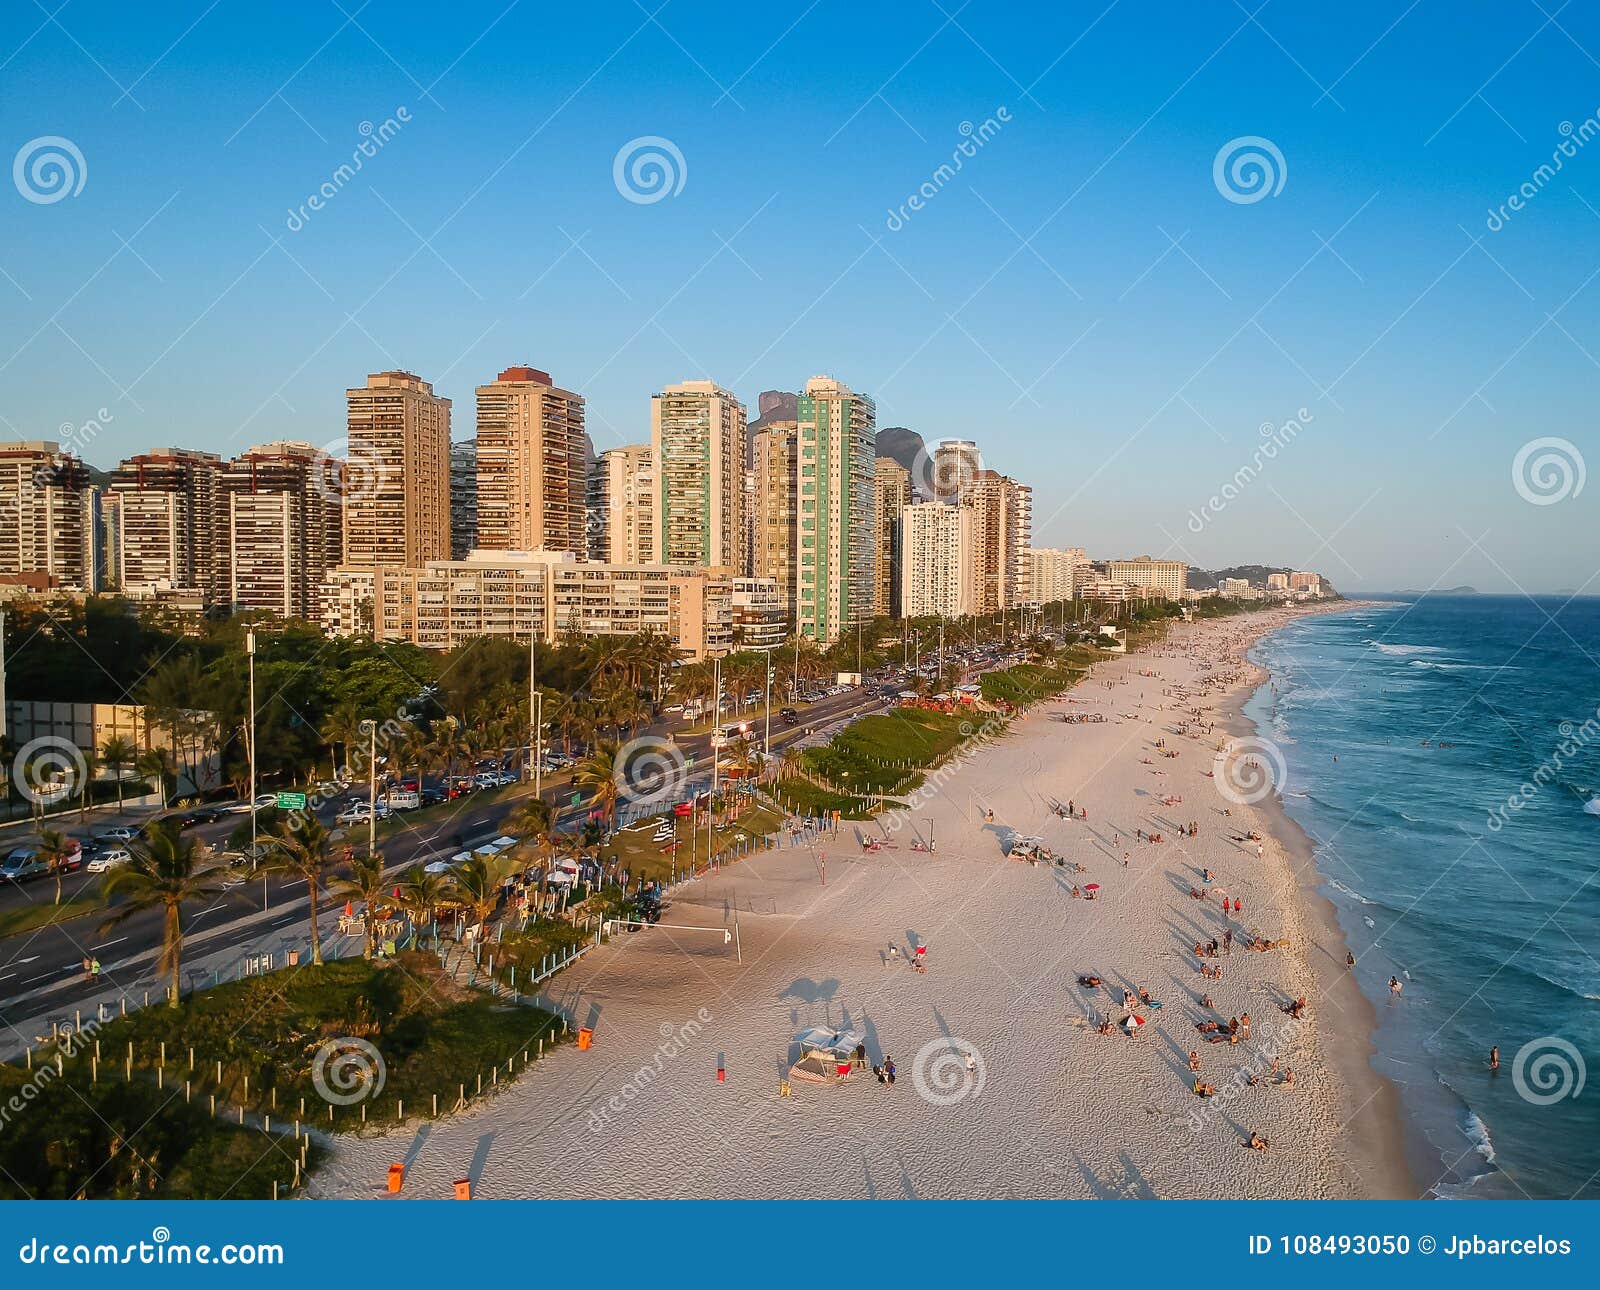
[2,0,1597,593]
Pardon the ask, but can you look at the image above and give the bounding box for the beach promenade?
[319,606,1414,1200]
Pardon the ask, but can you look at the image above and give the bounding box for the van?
[385,787,422,811]
[1,850,49,882]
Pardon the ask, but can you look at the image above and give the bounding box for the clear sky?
[2,0,1596,593]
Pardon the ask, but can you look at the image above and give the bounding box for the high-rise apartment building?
[1027,546,1091,603]
[475,366,586,554]
[900,502,976,618]
[1108,556,1188,600]
[109,447,222,604]
[930,438,981,502]
[651,380,745,568]
[873,457,911,617]
[794,376,876,642]
[589,445,654,564]
[343,370,452,567]
[962,469,1033,612]
[217,442,341,619]
[0,441,97,591]
[449,439,477,558]
[751,421,798,614]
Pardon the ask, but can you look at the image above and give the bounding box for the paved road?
[0,685,886,1017]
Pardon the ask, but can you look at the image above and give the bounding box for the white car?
[95,826,137,843]
[86,848,132,874]
[336,802,389,825]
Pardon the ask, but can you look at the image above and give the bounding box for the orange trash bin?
[577,1027,593,1050]
[387,1163,404,1193]
[453,1178,472,1200]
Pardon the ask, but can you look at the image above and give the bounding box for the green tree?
[99,826,232,1006]
[263,815,336,965]
[572,740,624,828]
[37,828,74,905]
[99,736,136,810]
[330,850,388,959]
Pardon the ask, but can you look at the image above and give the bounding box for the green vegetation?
[87,954,566,1135]
[979,661,1087,707]
[800,708,972,795]
[0,894,103,940]
[0,1060,324,1199]
[773,777,882,820]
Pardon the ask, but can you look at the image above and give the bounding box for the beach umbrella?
[1084,883,1100,891]
[1122,1014,1145,1032]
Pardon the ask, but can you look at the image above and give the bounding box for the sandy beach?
[319,606,1416,1200]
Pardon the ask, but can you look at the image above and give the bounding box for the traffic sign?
[276,792,307,810]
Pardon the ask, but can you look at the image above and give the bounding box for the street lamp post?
[246,629,258,865]
[763,658,772,761]
[361,719,377,860]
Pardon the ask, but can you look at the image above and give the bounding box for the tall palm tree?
[572,740,624,828]
[37,828,74,906]
[75,749,99,822]
[447,855,510,932]
[135,748,174,809]
[263,815,335,965]
[100,827,232,1006]
[330,849,388,959]
[395,865,447,944]
[100,736,136,810]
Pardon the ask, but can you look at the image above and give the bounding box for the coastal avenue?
[0,684,886,1023]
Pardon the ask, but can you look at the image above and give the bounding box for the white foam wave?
[1583,797,1600,816]
[1371,642,1445,656]
[1327,878,1374,905]
[1461,1110,1496,1165]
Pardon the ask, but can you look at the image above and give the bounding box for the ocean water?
[1244,595,1600,1200]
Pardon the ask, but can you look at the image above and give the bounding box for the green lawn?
[979,661,1086,707]
[772,777,884,820]
[799,708,971,794]
[0,894,103,941]
[602,800,785,885]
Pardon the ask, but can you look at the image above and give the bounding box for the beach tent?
[789,1026,864,1085]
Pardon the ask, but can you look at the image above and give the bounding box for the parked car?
[94,825,138,843]
[86,847,132,874]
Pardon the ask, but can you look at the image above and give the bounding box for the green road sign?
[276,792,307,810]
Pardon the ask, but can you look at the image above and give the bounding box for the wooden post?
[432,1093,437,1116]
[210,1093,216,1115]
[189,1047,194,1071]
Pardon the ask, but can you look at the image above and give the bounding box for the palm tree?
[263,815,335,965]
[395,865,447,945]
[37,828,74,906]
[572,740,624,828]
[447,855,510,932]
[100,827,232,1006]
[136,748,174,808]
[75,749,99,822]
[100,736,136,810]
[330,849,388,959]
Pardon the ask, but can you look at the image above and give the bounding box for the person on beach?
[1248,1131,1269,1152]
[1389,975,1403,997]
[1346,951,1355,969]
[1188,1050,1202,1071]
[1489,1046,1499,1072]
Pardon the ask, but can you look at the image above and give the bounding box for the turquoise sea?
[1245,595,1600,1199]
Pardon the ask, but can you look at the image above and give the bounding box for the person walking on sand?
[1389,975,1403,997]
[1346,951,1355,969]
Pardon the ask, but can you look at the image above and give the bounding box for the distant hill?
[875,426,926,479]
[744,389,799,466]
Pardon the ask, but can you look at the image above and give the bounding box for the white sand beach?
[319,607,1414,1200]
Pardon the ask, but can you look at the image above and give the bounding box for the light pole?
[361,719,377,860]
[246,629,258,864]
[763,657,772,761]
[711,655,722,797]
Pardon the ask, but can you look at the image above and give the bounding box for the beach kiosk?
[788,1026,864,1085]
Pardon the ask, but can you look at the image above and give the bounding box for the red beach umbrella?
[1084,883,1100,891]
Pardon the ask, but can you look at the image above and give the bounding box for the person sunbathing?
[1078,974,1102,988]
[1247,1132,1269,1152]
[1188,1050,1202,1071]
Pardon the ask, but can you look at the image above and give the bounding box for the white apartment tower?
[651,380,745,569]
[900,502,976,618]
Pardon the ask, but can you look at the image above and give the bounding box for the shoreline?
[1222,605,1420,1198]
[318,602,1418,1200]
